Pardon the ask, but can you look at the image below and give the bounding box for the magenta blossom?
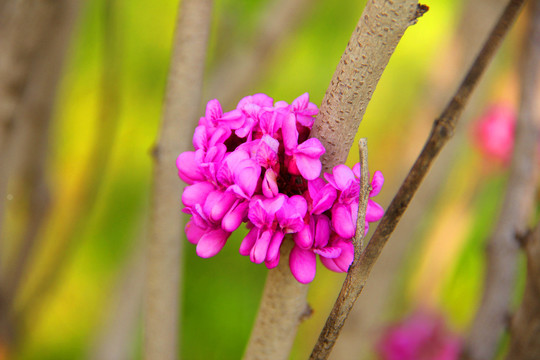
[177,93,385,283]
[472,104,515,165]
[376,310,462,360]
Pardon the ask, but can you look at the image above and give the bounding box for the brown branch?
[506,222,540,360]
[242,238,310,360]
[309,138,370,359]
[207,0,314,108]
[0,0,62,275]
[144,1,213,359]
[1,0,80,316]
[243,2,421,357]
[309,0,422,173]
[309,0,524,359]
[330,1,509,357]
[464,1,540,359]
[15,0,121,320]
[0,0,80,352]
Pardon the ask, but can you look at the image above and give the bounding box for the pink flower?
[376,310,462,360]
[472,104,515,164]
[325,165,385,239]
[177,93,385,282]
[282,113,325,180]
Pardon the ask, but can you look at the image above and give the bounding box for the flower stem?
[243,237,310,360]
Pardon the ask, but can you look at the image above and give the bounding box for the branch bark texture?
[308,0,522,358]
[309,139,370,360]
[464,1,540,358]
[243,238,310,360]
[359,0,524,313]
[310,0,420,173]
[145,1,213,359]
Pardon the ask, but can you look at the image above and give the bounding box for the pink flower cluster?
[376,310,462,360]
[177,93,384,283]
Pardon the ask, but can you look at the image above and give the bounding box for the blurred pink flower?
[376,310,462,360]
[472,104,515,164]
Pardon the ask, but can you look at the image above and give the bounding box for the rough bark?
[463,1,540,358]
[309,139,370,360]
[243,238,310,360]
[309,0,422,173]
[331,0,509,355]
[145,1,213,359]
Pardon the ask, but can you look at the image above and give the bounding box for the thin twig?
[144,1,213,359]
[464,1,540,358]
[330,1,509,356]
[310,0,524,358]
[309,139,370,359]
[309,0,422,173]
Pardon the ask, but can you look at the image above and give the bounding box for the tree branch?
[464,1,540,358]
[144,1,213,359]
[330,1,509,357]
[309,139,370,360]
[15,0,121,321]
[309,0,523,358]
[0,0,62,277]
[309,0,422,173]
[1,0,80,316]
[0,0,79,352]
[243,238,310,360]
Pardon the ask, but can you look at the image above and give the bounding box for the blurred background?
[0,0,533,359]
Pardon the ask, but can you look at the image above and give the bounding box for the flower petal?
[332,203,356,239]
[250,229,272,264]
[185,220,205,244]
[295,154,322,180]
[313,246,342,259]
[205,99,223,121]
[182,182,215,207]
[282,113,299,153]
[196,228,230,258]
[176,151,205,184]
[294,223,313,249]
[222,200,248,232]
[289,246,316,284]
[295,138,325,158]
[266,230,285,263]
[366,199,384,222]
[332,164,355,191]
[370,170,385,197]
[311,184,337,215]
[313,214,331,248]
[239,227,258,256]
